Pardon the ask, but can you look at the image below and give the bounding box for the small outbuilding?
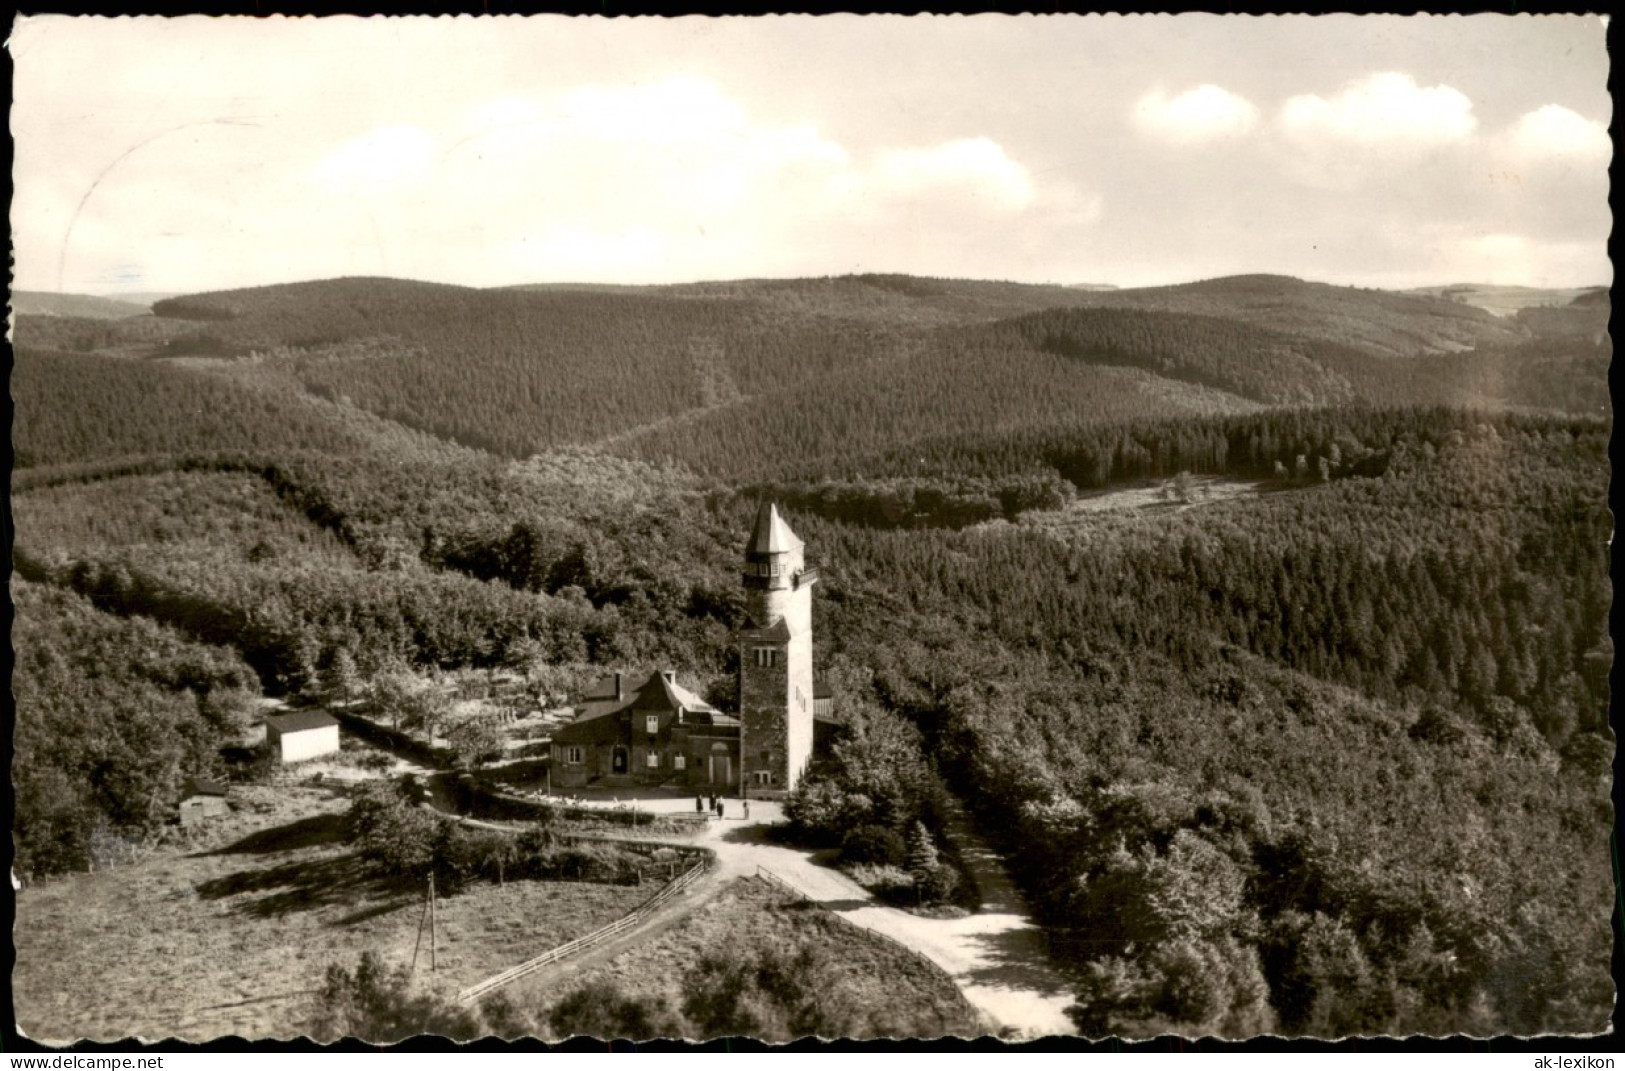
[265,709,342,764]
[178,778,231,826]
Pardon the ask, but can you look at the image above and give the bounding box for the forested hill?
[12,273,1606,477]
[1047,274,1528,355]
[11,269,1612,1036]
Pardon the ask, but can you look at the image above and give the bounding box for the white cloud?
[314,124,437,187]
[1446,231,1610,288]
[1280,72,1476,144]
[867,137,1036,211]
[1507,104,1611,162]
[1134,85,1260,145]
[279,79,1088,286]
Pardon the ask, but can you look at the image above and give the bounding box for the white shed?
[266,709,342,764]
[178,778,231,826]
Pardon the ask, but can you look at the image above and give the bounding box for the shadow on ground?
[959,924,1076,997]
[194,851,411,919]
[202,813,350,856]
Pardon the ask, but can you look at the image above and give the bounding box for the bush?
[839,823,906,867]
[843,863,918,906]
[681,944,862,1041]
[548,980,682,1040]
[308,951,485,1042]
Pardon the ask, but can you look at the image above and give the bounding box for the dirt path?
[441,791,1076,1038]
[691,804,1076,1039]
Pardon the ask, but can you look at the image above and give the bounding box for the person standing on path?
[743,800,750,821]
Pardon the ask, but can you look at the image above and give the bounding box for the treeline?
[970,306,1357,405]
[818,405,1590,488]
[730,473,1072,532]
[1047,273,1524,356]
[12,348,370,467]
[617,336,1257,480]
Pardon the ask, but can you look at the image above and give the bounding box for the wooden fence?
[457,856,711,1004]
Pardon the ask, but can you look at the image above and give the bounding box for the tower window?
[754,647,778,668]
[646,714,660,734]
[646,750,660,768]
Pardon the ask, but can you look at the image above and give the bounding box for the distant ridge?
[1401,282,1608,318]
[11,290,152,320]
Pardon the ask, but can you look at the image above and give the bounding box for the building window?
[564,746,584,764]
[646,714,660,734]
[754,647,778,668]
[674,754,686,771]
[770,563,784,577]
[646,750,660,768]
[755,771,774,785]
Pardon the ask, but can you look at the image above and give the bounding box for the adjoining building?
[550,669,740,790]
[549,501,830,798]
[265,709,341,764]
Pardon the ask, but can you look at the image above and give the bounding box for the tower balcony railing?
[742,566,819,590]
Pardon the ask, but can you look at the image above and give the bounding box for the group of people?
[696,793,750,820]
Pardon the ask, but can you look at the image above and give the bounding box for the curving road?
[689,800,1077,1039]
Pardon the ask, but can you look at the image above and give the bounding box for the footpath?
[442,786,1076,1037]
[690,800,1076,1039]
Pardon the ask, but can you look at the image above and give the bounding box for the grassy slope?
[12,787,649,1043]
[514,875,983,1041]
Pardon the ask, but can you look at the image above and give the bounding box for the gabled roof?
[265,710,340,734]
[564,671,721,727]
[747,501,802,557]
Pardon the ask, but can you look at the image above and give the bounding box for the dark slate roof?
[184,777,229,797]
[555,670,728,744]
[740,618,793,642]
[265,709,340,733]
[746,501,802,557]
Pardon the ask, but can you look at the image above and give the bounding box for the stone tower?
[738,501,817,794]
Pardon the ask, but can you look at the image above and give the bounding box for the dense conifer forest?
[10,272,1612,1036]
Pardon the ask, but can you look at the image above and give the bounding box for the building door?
[612,746,628,774]
[709,754,731,785]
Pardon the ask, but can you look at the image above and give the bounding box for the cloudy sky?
[9,15,1611,295]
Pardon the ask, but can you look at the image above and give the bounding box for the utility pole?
[411,876,431,974]
[429,872,438,972]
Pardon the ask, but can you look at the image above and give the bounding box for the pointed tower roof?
[747,500,803,556]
